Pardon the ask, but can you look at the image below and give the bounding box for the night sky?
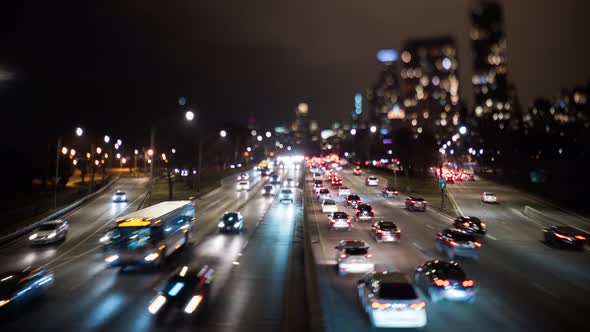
[1,0,589,153]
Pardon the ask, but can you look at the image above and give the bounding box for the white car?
[279,188,294,203]
[357,271,427,328]
[338,186,351,196]
[112,190,128,202]
[318,188,331,201]
[237,180,249,191]
[335,240,374,275]
[321,199,338,213]
[366,176,379,186]
[481,192,497,203]
[29,219,69,244]
[328,212,352,231]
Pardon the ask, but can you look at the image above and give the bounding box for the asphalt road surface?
[0,166,305,332]
[308,168,590,332]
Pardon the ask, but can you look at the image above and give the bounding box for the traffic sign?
[439,179,447,190]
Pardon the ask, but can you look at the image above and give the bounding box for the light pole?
[186,109,203,191]
[54,137,62,209]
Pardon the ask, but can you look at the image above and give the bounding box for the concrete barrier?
[523,206,556,225]
[0,176,120,244]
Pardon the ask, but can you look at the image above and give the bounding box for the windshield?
[436,264,466,280]
[112,227,152,250]
[344,247,368,256]
[448,232,476,242]
[37,224,58,231]
[378,283,417,300]
[333,212,348,219]
[223,214,239,222]
[378,222,397,230]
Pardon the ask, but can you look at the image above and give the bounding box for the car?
[405,196,427,211]
[0,269,54,313]
[321,199,338,213]
[543,225,587,250]
[414,260,477,303]
[352,167,363,176]
[269,174,281,184]
[283,177,295,187]
[217,212,244,233]
[237,180,249,191]
[357,271,427,328]
[313,182,324,194]
[335,240,374,275]
[237,173,249,181]
[481,192,497,203]
[366,176,379,186]
[262,184,275,196]
[436,228,482,260]
[147,265,214,319]
[345,194,362,208]
[112,190,128,202]
[28,219,69,244]
[355,204,375,222]
[260,169,269,177]
[453,216,487,236]
[317,188,331,201]
[338,186,351,196]
[370,221,401,242]
[445,176,455,184]
[279,189,294,203]
[328,211,352,231]
[312,172,322,179]
[331,177,343,187]
[381,186,399,198]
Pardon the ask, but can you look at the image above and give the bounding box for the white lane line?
[487,234,498,240]
[532,282,560,299]
[445,189,464,216]
[426,224,434,229]
[402,210,409,215]
[412,242,423,250]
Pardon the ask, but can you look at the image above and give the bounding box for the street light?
[220,130,227,138]
[246,147,252,152]
[104,135,110,143]
[116,139,122,146]
[116,153,121,159]
[370,125,377,133]
[96,147,102,154]
[70,149,76,156]
[265,131,271,138]
[75,127,83,136]
[147,149,154,157]
[114,143,119,150]
[171,148,176,154]
[256,135,263,142]
[134,149,139,155]
[61,147,68,155]
[251,130,257,136]
[350,128,357,135]
[185,110,195,121]
[459,126,467,135]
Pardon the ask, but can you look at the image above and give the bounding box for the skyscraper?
[366,51,401,134]
[470,0,514,130]
[399,36,461,139]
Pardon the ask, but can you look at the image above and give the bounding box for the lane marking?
[487,234,498,240]
[412,242,423,250]
[532,282,560,299]
[426,224,434,229]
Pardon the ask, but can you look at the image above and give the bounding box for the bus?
[104,200,195,269]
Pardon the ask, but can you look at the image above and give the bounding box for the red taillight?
[330,219,335,223]
[346,218,351,223]
[409,301,426,310]
[371,301,390,310]
[366,254,373,258]
[376,229,382,234]
[339,254,348,259]
[395,229,401,233]
[554,233,569,239]
[437,232,443,238]
[370,209,374,212]
[434,279,450,287]
[462,279,475,288]
[575,235,586,241]
[449,240,458,247]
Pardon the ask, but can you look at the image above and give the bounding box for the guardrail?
[523,206,556,225]
[0,176,120,244]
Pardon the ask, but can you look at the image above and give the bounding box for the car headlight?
[233,222,242,228]
[99,235,110,243]
[144,253,160,262]
[148,295,167,314]
[47,232,56,239]
[218,222,225,228]
[184,295,203,314]
[0,299,10,308]
[29,233,38,240]
[122,195,127,200]
[104,255,119,263]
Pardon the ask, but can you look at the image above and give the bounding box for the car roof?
[339,186,349,189]
[358,203,371,208]
[483,192,494,195]
[370,271,408,283]
[41,219,65,225]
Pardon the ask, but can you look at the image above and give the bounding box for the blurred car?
[237,173,249,181]
[148,265,214,319]
[352,167,363,176]
[405,196,427,212]
[357,271,427,328]
[313,180,324,193]
[269,174,281,184]
[321,199,338,213]
[236,180,249,191]
[262,184,275,196]
[355,204,374,222]
[414,260,477,303]
[317,188,331,201]
[330,177,343,187]
[28,219,69,244]
[328,211,352,231]
[279,189,294,204]
[0,269,54,313]
[366,176,379,186]
[445,176,455,184]
[217,212,244,233]
[481,192,497,203]
[453,216,487,236]
[338,186,351,196]
[370,221,400,243]
[283,178,295,187]
[381,186,399,198]
[99,229,115,251]
[112,190,128,202]
[543,225,587,250]
[345,194,362,208]
[312,172,322,179]
[335,240,374,275]
[436,228,482,260]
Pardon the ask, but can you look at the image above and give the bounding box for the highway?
[307,168,590,331]
[0,166,305,332]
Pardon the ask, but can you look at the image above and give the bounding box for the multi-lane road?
[307,168,590,331]
[0,167,306,332]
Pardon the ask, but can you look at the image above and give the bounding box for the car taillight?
[437,232,443,238]
[370,301,390,310]
[449,240,458,247]
[346,218,351,223]
[330,219,336,223]
[481,222,487,228]
[462,279,475,288]
[395,229,401,233]
[554,233,569,239]
[409,301,426,310]
[366,254,373,258]
[376,229,382,234]
[434,279,450,287]
[575,235,586,240]
[473,241,482,248]
[463,222,470,227]
[339,254,348,259]
[370,209,374,212]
